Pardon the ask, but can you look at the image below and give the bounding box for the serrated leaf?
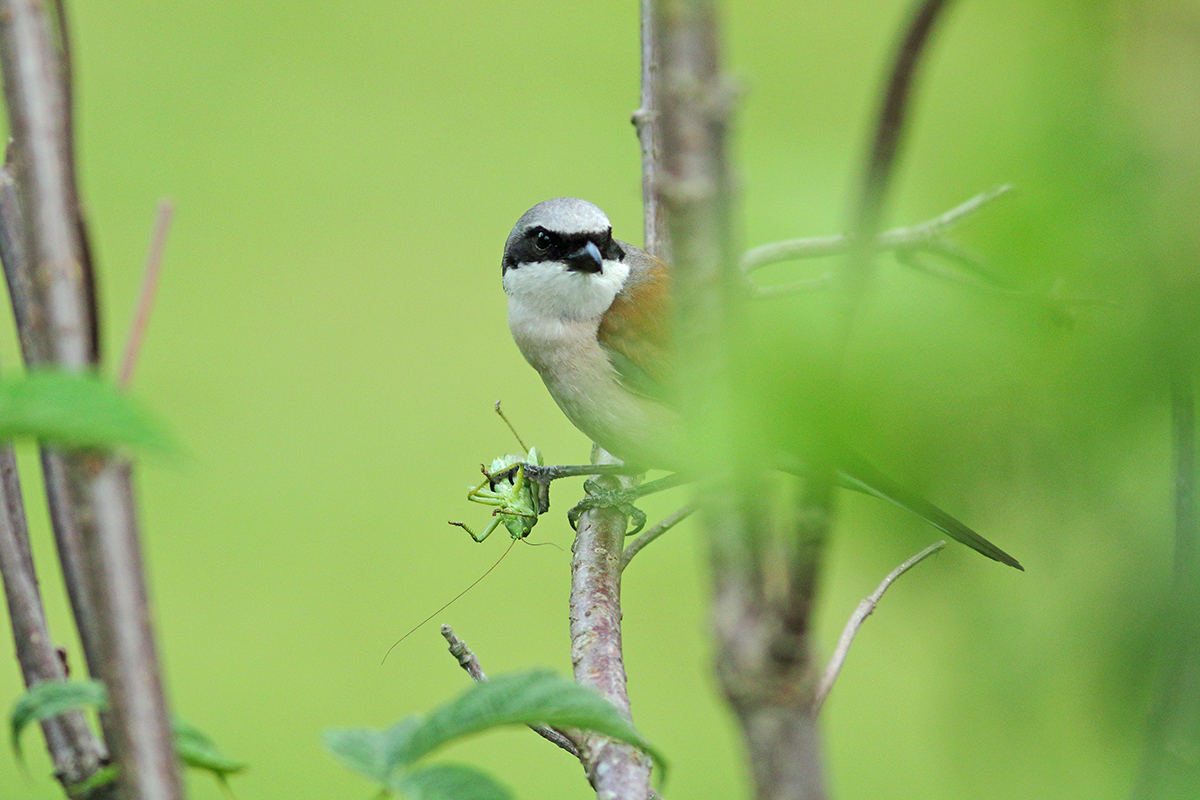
[172,718,246,781]
[0,371,171,452]
[324,716,421,784]
[391,763,513,800]
[10,679,107,762]
[394,670,666,776]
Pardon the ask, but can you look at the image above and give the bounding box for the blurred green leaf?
[324,716,421,785]
[172,717,246,782]
[0,371,172,452]
[391,763,513,800]
[67,765,118,794]
[9,679,107,762]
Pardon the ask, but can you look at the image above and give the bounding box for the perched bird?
[501,197,1022,570]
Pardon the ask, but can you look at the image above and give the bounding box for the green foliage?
[0,371,170,452]
[325,669,666,796]
[8,680,242,787]
[9,679,106,763]
[172,717,247,784]
[391,764,513,800]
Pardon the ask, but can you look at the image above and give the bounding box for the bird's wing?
[597,245,674,403]
[836,450,1024,570]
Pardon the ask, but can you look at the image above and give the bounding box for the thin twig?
[811,541,946,715]
[740,185,1010,273]
[119,199,173,390]
[752,275,833,299]
[439,625,580,757]
[621,504,695,570]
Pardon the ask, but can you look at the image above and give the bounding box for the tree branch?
[569,448,652,800]
[854,0,956,240]
[812,540,945,715]
[740,185,1010,273]
[621,504,695,570]
[440,625,580,757]
[0,378,109,796]
[653,1,836,798]
[0,3,182,799]
[635,0,667,260]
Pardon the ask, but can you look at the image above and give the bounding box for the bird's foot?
[568,479,648,535]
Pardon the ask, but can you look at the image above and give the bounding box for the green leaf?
[326,671,667,790]
[172,718,246,782]
[396,670,666,776]
[0,371,171,452]
[10,679,108,762]
[67,765,118,794]
[324,716,422,784]
[391,763,513,800]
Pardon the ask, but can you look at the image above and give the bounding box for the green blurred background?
[0,0,1192,798]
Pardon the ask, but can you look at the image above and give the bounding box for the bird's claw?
[568,481,648,535]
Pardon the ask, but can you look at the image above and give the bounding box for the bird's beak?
[565,240,604,274]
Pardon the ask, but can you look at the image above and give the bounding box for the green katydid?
[448,445,544,542]
[382,403,551,662]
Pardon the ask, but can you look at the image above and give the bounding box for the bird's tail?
[834,452,1023,571]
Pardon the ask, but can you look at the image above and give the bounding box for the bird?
[501,197,1022,570]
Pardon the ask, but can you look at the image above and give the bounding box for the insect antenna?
[381,536,519,664]
[494,400,529,452]
[520,538,563,552]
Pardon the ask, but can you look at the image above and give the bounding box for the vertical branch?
[569,449,651,800]
[0,163,111,796]
[1171,371,1196,589]
[559,7,680,797]
[0,3,183,800]
[653,1,831,798]
[635,0,668,260]
[853,0,955,240]
[840,0,957,344]
[1131,367,1200,798]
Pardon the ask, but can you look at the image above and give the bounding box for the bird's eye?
[534,230,553,251]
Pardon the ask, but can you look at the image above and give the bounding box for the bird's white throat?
[502,258,629,324]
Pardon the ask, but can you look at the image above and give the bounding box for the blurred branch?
[654,1,835,799]
[833,0,958,352]
[812,541,945,715]
[119,200,173,390]
[440,625,580,757]
[854,0,956,240]
[0,173,108,792]
[740,184,1010,273]
[1132,368,1200,798]
[1171,370,1197,592]
[0,3,182,800]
